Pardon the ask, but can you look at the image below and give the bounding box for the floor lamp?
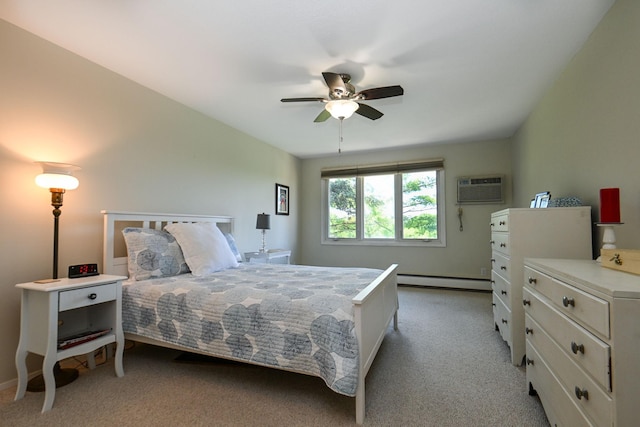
[28,162,81,391]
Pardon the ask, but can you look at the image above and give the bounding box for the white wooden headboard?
[102,210,234,277]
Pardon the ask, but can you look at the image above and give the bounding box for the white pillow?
[164,222,239,276]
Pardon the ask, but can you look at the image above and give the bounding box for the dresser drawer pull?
[528,277,537,285]
[574,386,589,400]
[499,221,506,225]
[562,296,575,307]
[525,327,533,335]
[490,222,495,227]
[501,319,508,324]
[500,266,507,271]
[490,240,495,245]
[501,290,507,295]
[500,243,506,248]
[570,341,585,354]
[522,299,530,306]
[88,293,97,300]
[491,258,495,263]
[526,358,534,366]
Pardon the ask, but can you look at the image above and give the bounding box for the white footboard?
[353,264,399,425]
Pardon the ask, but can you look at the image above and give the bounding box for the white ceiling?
[0,0,614,158]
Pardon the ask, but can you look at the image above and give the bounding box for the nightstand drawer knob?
[525,327,533,335]
[526,358,534,366]
[574,386,589,400]
[528,277,537,284]
[523,299,530,306]
[501,318,508,324]
[562,296,575,307]
[501,290,507,295]
[88,293,97,300]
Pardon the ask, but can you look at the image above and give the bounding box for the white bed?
[102,210,398,424]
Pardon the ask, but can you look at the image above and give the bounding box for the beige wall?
[0,20,300,386]
[299,139,512,278]
[512,0,640,252]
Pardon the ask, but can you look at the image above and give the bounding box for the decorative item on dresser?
[523,258,640,426]
[490,207,592,366]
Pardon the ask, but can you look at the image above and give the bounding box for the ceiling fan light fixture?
[325,100,359,119]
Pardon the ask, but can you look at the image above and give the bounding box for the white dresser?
[490,207,592,365]
[523,258,640,426]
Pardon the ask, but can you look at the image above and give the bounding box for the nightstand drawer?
[59,282,117,311]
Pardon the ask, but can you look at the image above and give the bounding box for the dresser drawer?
[525,315,612,427]
[526,342,595,427]
[491,251,510,282]
[524,288,611,390]
[492,270,510,307]
[525,264,610,339]
[524,266,556,302]
[490,232,510,256]
[493,293,511,345]
[490,213,509,232]
[59,282,117,312]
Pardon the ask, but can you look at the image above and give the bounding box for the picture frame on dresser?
[533,191,550,208]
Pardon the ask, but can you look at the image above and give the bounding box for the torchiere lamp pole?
[28,162,81,391]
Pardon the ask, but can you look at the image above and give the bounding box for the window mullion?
[394,173,403,241]
[356,176,364,240]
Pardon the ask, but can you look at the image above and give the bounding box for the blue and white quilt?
[122,263,383,396]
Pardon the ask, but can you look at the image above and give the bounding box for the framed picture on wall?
[276,183,289,215]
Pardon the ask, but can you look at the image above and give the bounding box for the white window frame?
[321,160,446,247]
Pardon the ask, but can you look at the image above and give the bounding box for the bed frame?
[102,210,398,424]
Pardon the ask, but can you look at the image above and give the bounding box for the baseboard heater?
[398,274,491,291]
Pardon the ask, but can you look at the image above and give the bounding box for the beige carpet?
[0,286,549,426]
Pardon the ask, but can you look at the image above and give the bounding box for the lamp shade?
[325,100,359,119]
[256,213,270,230]
[35,162,80,190]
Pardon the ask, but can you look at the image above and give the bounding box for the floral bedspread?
[122,263,383,396]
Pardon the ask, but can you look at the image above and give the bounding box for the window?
[322,159,445,246]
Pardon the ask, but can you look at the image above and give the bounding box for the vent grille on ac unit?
[457,175,504,204]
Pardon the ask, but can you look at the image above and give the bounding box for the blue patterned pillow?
[122,227,190,280]
[224,233,242,262]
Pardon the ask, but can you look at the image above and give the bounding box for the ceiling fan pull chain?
[338,117,343,154]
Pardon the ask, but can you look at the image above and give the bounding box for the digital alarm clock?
[68,263,99,278]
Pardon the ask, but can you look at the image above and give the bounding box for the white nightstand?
[244,249,291,264]
[14,274,127,413]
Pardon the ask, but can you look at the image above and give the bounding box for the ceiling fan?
[281,72,404,122]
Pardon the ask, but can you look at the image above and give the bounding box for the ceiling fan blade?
[281,97,325,103]
[357,85,404,100]
[355,103,383,120]
[322,72,347,92]
[314,109,331,122]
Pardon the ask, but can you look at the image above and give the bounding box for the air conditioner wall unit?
[457,175,505,204]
